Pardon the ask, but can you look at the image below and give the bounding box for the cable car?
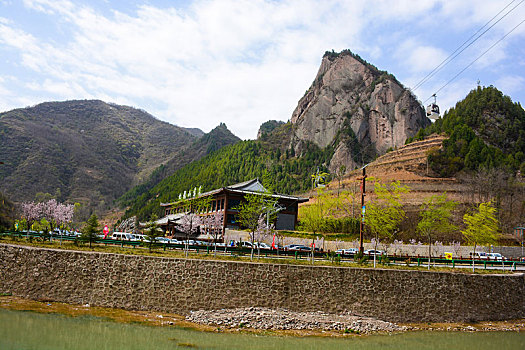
[426,94,440,120]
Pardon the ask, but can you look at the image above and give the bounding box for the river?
[1,309,524,349]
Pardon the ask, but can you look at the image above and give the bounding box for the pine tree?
[82,214,99,248]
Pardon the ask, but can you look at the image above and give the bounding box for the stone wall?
[0,244,524,323]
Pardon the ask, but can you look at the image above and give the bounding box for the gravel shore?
[186,307,405,334]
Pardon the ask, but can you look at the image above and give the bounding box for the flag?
[271,233,276,249]
[103,225,109,239]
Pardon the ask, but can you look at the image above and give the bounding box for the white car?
[335,248,358,255]
[255,242,271,250]
[110,232,138,241]
[487,253,505,261]
[364,249,385,256]
[134,234,150,242]
[239,241,253,248]
[470,252,489,260]
[155,237,171,244]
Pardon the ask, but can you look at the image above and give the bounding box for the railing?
[2,231,525,269]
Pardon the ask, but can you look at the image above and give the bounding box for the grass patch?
[0,237,514,274]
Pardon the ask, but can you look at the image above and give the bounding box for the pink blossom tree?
[21,200,74,242]
[40,199,75,238]
[204,212,224,256]
[53,201,74,244]
[21,202,43,232]
[179,213,201,257]
[55,202,74,230]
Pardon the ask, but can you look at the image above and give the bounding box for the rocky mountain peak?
[290,50,430,173]
[257,120,285,139]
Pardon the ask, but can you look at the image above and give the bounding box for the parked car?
[254,242,271,250]
[487,253,505,261]
[284,244,301,250]
[134,234,149,241]
[470,252,489,260]
[239,241,253,248]
[110,232,138,241]
[155,237,171,244]
[364,249,385,256]
[290,245,312,251]
[335,248,358,255]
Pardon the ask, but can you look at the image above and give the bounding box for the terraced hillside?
[333,135,468,205]
[365,134,448,181]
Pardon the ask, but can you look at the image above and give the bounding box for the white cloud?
[495,75,524,95]
[397,39,448,73]
[0,0,523,138]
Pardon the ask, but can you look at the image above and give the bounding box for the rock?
[289,50,430,173]
[185,307,405,334]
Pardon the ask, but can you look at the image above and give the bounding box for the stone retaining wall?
[0,244,524,323]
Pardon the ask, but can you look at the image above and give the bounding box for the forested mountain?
[119,123,240,206]
[0,100,201,211]
[408,86,525,177]
[123,129,334,221]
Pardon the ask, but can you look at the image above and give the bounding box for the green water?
[1,309,524,350]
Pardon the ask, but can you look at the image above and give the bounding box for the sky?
[0,0,524,139]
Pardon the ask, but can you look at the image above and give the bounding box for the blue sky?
[1,0,524,139]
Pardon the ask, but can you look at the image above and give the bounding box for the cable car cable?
[413,0,524,91]
[413,0,522,91]
[425,17,525,103]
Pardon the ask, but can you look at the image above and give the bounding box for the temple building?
[158,179,308,240]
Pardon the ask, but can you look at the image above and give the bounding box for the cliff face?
[290,50,430,173]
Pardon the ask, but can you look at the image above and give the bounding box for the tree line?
[298,180,501,268]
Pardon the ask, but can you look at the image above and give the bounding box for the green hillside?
[407,86,525,177]
[0,192,15,230]
[119,123,240,206]
[123,126,333,220]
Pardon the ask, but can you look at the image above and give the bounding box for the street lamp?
[358,164,368,254]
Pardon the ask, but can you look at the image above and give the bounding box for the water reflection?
[1,309,524,350]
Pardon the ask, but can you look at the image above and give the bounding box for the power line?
[413,0,524,91]
[427,17,525,103]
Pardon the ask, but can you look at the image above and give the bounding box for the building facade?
[158,179,308,240]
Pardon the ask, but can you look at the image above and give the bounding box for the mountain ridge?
[0,100,207,212]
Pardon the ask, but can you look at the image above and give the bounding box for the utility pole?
[359,165,367,254]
